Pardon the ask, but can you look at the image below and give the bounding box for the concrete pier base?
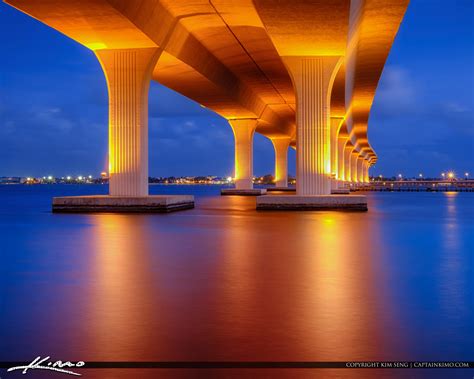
[256,195,367,211]
[221,188,267,196]
[266,187,296,192]
[52,195,194,213]
[331,188,350,194]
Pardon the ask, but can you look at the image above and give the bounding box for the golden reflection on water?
[79,196,401,366]
[85,215,164,360]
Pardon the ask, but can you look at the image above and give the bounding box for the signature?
[7,356,85,376]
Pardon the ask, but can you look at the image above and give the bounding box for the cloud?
[373,66,419,117]
[369,66,474,176]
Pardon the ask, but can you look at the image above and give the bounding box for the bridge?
[4,0,410,212]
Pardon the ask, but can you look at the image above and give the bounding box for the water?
[0,185,473,378]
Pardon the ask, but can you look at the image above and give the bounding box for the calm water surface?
[0,185,472,378]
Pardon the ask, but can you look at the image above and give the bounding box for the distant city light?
[67,176,71,180]
[398,174,402,178]
[465,172,469,178]
[226,176,232,182]
[47,176,53,180]
[448,171,455,179]
[441,172,446,178]
[88,175,92,179]
[419,173,423,178]
[78,176,83,180]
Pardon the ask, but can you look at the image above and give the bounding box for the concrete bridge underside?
[5,0,409,211]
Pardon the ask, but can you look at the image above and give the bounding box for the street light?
[447,171,454,179]
[465,172,469,180]
[398,174,402,180]
[441,172,446,179]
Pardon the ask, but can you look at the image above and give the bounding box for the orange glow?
[86,42,107,50]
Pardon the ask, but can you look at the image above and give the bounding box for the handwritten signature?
[7,356,85,376]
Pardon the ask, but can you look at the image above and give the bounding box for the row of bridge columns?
[96,47,371,197]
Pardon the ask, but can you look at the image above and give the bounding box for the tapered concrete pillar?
[330,117,343,189]
[284,56,341,195]
[350,152,359,183]
[357,157,365,183]
[271,137,291,188]
[96,48,160,197]
[363,160,370,183]
[229,119,258,190]
[53,47,194,212]
[344,145,354,182]
[338,136,349,181]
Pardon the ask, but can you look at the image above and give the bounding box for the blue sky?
[0,0,472,178]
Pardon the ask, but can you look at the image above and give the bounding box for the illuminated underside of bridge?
[5,0,410,211]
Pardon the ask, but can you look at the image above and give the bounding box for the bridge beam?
[272,137,291,188]
[96,47,160,197]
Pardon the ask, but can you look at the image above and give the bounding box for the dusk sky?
[1,0,473,178]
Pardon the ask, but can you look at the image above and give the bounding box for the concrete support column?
[343,145,353,182]
[363,161,370,183]
[350,152,359,183]
[229,119,258,190]
[284,56,341,195]
[337,137,348,181]
[330,117,342,190]
[96,48,160,197]
[357,157,364,183]
[271,137,291,187]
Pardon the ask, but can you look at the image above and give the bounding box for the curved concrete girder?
[253,0,351,57]
[4,0,157,50]
[109,0,296,137]
[345,0,410,152]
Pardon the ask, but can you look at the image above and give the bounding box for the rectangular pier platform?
[266,187,296,192]
[256,195,368,211]
[221,188,267,196]
[52,195,194,213]
[331,188,350,194]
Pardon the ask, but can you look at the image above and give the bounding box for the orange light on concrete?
[96,47,160,197]
[229,119,258,190]
[271,137,291,188]
[350,151,359,183]
[284,56,343,195]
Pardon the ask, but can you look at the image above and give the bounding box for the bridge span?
[5,0,410,211]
